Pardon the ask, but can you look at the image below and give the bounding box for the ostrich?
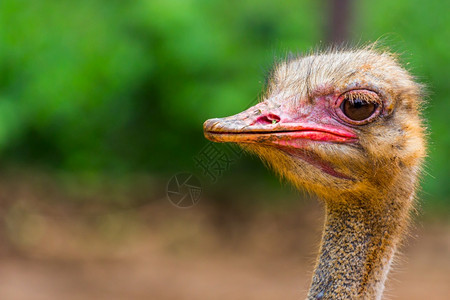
[203,47,426,299]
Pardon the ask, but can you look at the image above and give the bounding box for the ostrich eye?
[336,89,382,125]
[340,98,377,121]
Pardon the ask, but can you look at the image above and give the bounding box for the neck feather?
[307,188,414,300]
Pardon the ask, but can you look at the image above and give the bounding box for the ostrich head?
[203,47,427,299]
[204,48,426,204]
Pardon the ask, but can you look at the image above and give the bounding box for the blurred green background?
[0,0,449,207]
[0,1,449,299]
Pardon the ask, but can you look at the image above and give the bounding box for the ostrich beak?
[203,103,357,147]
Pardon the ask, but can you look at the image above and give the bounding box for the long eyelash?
[345,91,381,104]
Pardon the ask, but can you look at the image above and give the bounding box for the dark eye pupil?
[353,99,363,108]
[341,98,377,121]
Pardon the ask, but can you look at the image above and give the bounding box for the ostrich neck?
[307,192,414,300]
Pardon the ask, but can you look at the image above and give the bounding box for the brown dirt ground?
[0,172,448,299]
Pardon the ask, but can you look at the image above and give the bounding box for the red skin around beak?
[203,101,357,149]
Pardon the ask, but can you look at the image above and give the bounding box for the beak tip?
[203,118,221,142]
[203,118,219,131]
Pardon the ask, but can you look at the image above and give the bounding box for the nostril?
[256,114,281,125]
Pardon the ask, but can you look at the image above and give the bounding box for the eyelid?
[342,90,381,105]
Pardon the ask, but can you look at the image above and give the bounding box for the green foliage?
[0,0,448,204]
[0,0,321,172]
